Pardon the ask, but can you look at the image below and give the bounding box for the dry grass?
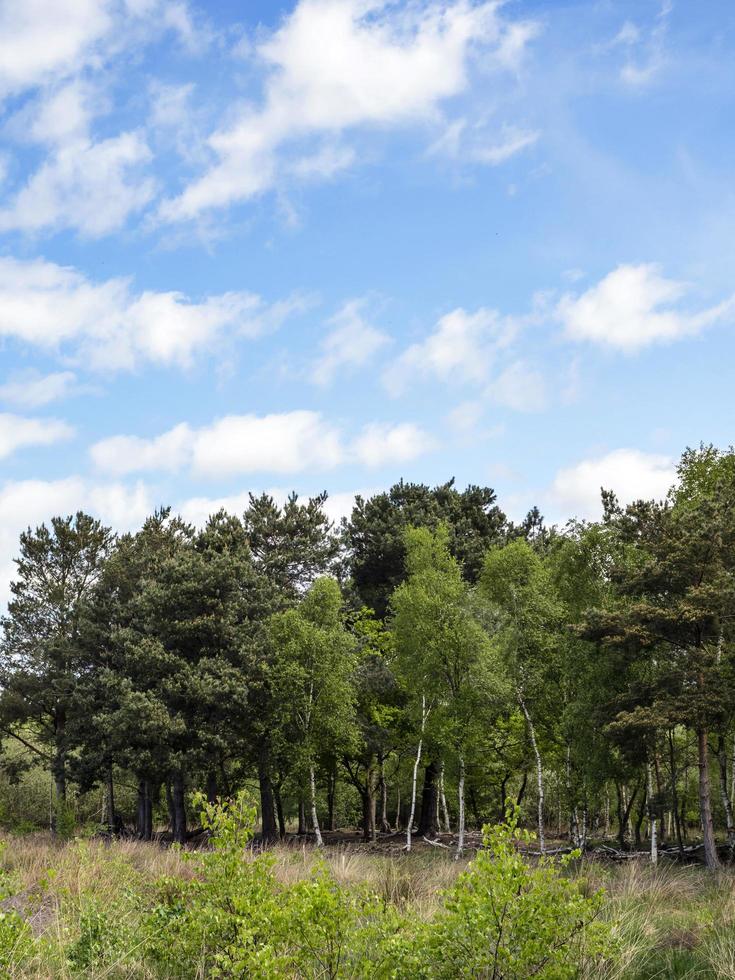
[2,833,735,978]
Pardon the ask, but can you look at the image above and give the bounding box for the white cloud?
[311,300,390,386]
[384,306,516,394]
[0,131,155,237]
[0,0,111,99]
[160,0,537,221]
[0,413,73,459]
[430,119,539,166]
[487,360,547,412]
[92,413,436,477]
[0,256,301,370]
[472,126,539,165]
[91,411,344,477]
[90,423,192,475]
[0,371,79,408]
[618,0,671,87]
[556,264,735,352]
[0,475,151,608]
[192,413,344,477]
[352,422,436,468]
[548,448,675,521]
[0,2,203,236]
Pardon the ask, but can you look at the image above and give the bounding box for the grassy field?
[1,832,735,978]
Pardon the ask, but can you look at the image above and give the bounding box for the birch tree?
[391,525,500,857]
[268,577,356,846]
[481,539,563,854]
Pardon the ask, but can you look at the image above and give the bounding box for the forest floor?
[1,830,735,978]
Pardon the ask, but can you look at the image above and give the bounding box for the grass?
[1,832,735,978]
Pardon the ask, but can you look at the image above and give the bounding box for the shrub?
[412,808,609,979]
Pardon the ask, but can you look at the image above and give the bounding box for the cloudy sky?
[0,0,733,601]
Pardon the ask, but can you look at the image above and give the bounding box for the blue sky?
[0,0,733,600]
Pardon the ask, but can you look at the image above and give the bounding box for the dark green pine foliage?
[71,509,273,842]
[345,479,509,618]
[0,513,114,828]
[584,447,735,868]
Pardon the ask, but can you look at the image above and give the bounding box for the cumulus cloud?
[0,2,202,236]
[0,475,151,607]
[0,131,155,237]
[160,0,537,222]
[91,411,344,477]
[311,300,390,386]
[0,256,302,370]
[556,264,735,352]
[548,448,675,521]
[352,422,436,468]
[0,0,111,99]
[0,413,73,459]
[91,412,436,477]
[384,306,516,395]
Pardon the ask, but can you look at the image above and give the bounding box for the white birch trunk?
[309,765,323,847]
[717,743,735,842]
[406,694,428,852]
[646,759,657,866]
[439,761,451,832]
[455,754,465,859]
[519,692,545,853]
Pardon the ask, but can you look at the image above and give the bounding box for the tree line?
[1,446,734,870]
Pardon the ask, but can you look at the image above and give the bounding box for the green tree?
[268,577,357,845]
[391,525,502,856]
[481,539,564,852]
[585,446,735,868]
[0,512,114,828]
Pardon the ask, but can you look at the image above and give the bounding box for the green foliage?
[54,798,76,840]
[414,809,609,979]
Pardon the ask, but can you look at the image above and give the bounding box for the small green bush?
[412,809,609,979]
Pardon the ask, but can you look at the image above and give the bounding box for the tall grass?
[1,833,734,978]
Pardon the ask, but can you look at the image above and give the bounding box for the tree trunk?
[519,694,545,853]
[137,779,147,838]
[456,754,466,859]
[698,727,720,869]
[309,764,323,847]
[171,771,187,844]
[646,759,658,866]
[418,760,439,837]
[166,781,175,834]
[516,771,528,807]
[51,710,67,834]
[393,784,401,832]
[500,772,511,820]
[406,694,428,852]
[668,731,685,857]
[439,762,451,832]
[379,759,391,833]
[258,745,278,844]
[634,791,646,847]
[298,797,307,835]
[206,769,218,805]
[107,767,116,834]
[274,785,286,839]
[716,736,735,843]
[327,765,337,832]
